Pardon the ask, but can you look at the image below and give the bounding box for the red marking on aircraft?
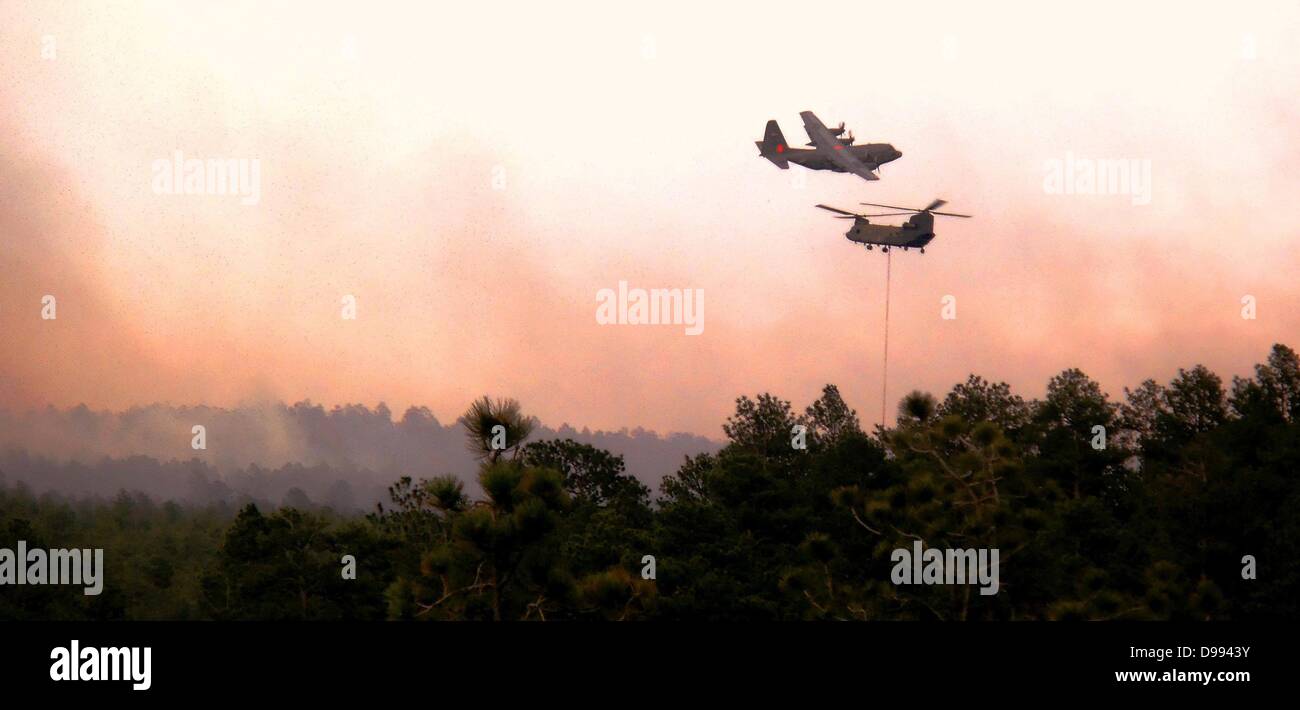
[776,144,785,153]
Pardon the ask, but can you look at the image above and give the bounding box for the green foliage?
[0,488,229,620]
[199,504,392,620]
[4,344,1300,621]
[386,406,658,620]
[462,396,536,462]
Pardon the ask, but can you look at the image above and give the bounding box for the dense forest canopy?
[2,344,1297,620]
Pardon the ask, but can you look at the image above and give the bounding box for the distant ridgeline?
[0,402,719,509]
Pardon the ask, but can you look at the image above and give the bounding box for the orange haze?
[2,1,1298,437]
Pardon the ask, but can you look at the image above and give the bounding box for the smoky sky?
[0,401,719,505]
[1,1,1298,440]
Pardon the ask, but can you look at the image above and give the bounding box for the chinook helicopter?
[814,199,970,253]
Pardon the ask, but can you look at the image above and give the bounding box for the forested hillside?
[3,344,1297,620]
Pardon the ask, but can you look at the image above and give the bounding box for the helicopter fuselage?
[844,213,935,249]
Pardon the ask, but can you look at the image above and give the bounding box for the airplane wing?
[800,111,879,181]
[850,165,880,181]
[800,111,832,144]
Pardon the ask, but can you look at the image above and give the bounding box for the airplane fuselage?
[775,143,902,173]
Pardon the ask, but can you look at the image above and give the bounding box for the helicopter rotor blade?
[859,201,921,212]
[859,199,970,218]
[815,204,863,218]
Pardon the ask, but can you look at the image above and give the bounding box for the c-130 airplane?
[756,111,902,181]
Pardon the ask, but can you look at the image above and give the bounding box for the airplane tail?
[756,119,790,169]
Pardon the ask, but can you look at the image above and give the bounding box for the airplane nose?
[893,150,903,160]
